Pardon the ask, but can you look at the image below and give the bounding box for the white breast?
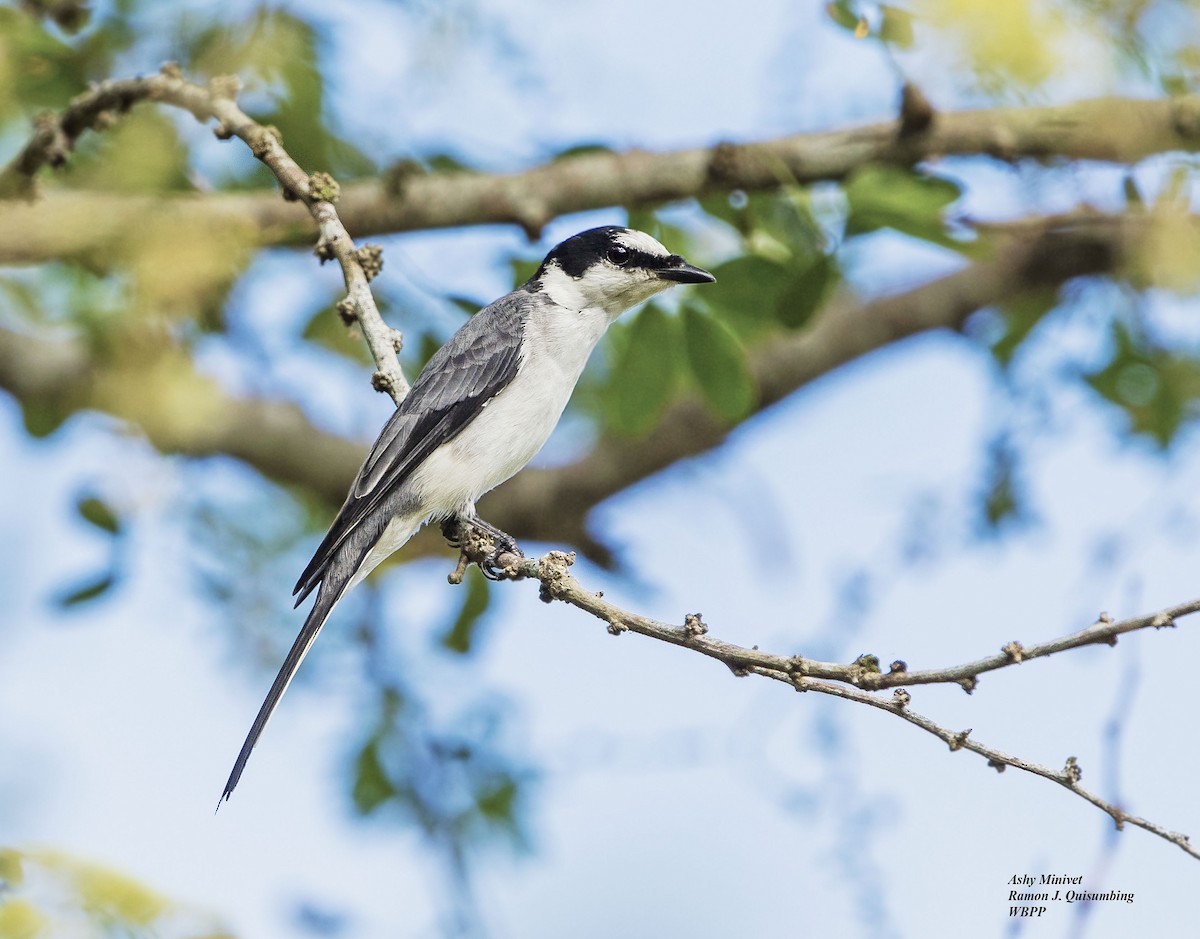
[408,305,610,517]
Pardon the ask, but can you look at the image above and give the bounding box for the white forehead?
[613,229,670,257]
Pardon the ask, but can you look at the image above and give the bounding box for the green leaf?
[55,572,117,609]
[510,257,540,289]
[703,255,790,338]
[844,166,963,248]
[301,303,373,364]
[20,399,69,439]
[553,143,614,161]
[682,307,756,422]
[0,9,91,117]
[697,190,750,233]
[188,9,374,180]
[978,442,1024,531]
[424,153,471,172]
[776,254,837,329]
[440,568,491,654]
[1084,321,1200,448]
[351,738,396,815]
[825,0,862,32]
[989,289,1058,366]
[879,5,915,47]
[607,304,681,435]
[76,496,121,536]
[1123,174,1144,207]
[476,778,518,825]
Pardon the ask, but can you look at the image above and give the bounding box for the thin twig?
[460,537,1199,693]
[0,66,408,403]
[783,675,1200,862]
[446,528,1199,860]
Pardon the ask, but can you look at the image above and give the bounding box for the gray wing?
[292,292,528,603]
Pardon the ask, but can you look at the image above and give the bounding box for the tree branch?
[0,67,408,402]
[0,325,363,498]
[790,677,1200,861]
[3,93,1200,264]
[450,529,1199,860]
[0,210,1137,561]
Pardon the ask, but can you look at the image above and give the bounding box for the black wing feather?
[292,294,527,603]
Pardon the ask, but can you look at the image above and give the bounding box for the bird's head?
[531,226,715,318]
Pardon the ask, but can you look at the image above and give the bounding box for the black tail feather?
[218,581,343,807]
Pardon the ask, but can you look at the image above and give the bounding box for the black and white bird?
[220,226,714,802]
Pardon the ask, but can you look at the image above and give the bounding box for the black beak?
[656,256,716,284]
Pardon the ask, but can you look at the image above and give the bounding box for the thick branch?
[4,93,1200,263]
[0,326,362,498]
[453,532,1199,860]
[0,211,1136,558]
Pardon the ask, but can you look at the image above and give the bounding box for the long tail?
[218,581,345,807]
[218,512,421,807]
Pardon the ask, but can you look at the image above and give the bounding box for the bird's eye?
[607,245,631,266]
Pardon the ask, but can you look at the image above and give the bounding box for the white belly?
[408,306,609,516]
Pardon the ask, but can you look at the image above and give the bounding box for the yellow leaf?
[0,849,22,887]
[73,865,167,927]
[0,900,46,939]
[1138,207,1200,294]
[919,0,1064,88]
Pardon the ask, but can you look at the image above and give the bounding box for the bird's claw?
[479,541,524,580]
[443,516,524,580]
[441,517,464,548]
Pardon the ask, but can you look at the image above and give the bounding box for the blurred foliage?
[1085,320,1200,447]
[439,566,492,654]
[829,0,1200,94]
[988,289,1060,368]
[826,0,915,47]
[185,7,374,183]
[64,108,192,193]
[605,303,683,435]
[0,848,232,939]
[977,437,1029,534]
[350,686,529,850]
[302,292,378,365]
[919,0,1066,89]
[843,165,967,251]
[0,5,123,119]
[52,492,126,609]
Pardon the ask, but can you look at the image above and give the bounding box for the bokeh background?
[3,0,1200,936]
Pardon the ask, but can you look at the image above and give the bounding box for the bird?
[219,225,715,803]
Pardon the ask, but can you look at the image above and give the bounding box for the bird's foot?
[477,526,524,581]
[444,516,525,583]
